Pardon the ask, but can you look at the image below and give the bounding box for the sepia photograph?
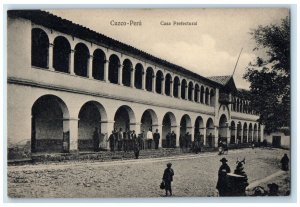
[6,7,291,199]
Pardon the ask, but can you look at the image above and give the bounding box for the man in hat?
[216,157,231,196]
[162,162,174,196]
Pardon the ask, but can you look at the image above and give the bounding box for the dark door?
[272,136,281,148]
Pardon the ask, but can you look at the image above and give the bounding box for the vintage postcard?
[7,8,291,198]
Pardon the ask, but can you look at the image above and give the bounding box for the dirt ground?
[7,148,290,198]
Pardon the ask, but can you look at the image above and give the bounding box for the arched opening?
[162,112,177,148]
[206,118,215,147]
[109,54,120,84]
[248,123,253,143]
[122,59,132,87]
[194,84,199,102]
[218,114,228,143]
[74,43,89,77]
[230,121,236,144]
[188,81,193,101]
[146,67,154,91]
[253,124,258,142]
[53,36,70,73]
[114,105,136,132]
[200,86,205,103]
[165,73,172,96]
[181,79,187,99]
[134,63,144,89]
[173,76,180,98]
[194,116,204,142]
[78,101,108,151]
[31,95,69,153]
[156,70,163,94]
[92,49,105,80]
[205,88,210,105]
[180,114,192,137]
[31,28,49,68]
[210,89,215,106]
[237,122,242,143]
[243,123,248,143]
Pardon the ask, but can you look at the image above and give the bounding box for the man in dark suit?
[162,163,174,196]
[153,129,160,149]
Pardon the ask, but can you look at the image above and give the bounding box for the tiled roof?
[206,75,232,86]
[8,9,224,88]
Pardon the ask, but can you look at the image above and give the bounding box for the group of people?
[164,131,177,148]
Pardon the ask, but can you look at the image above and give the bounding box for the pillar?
[241,128,244,143]
[161,77,165,95]
[118,64,123,85]
[198,90,201,103]
[69,49,75,75]
[88,55,93,79]
[203,127,207,145]
[214,126,218,147]
[208,92,211,105]
[185,85,188,100]
[226,126,230,144]
[152,75,156,93]
[169,80,173,97]
[130,67,135,87]
[178,83,181,99]
[203,90,206,104]
[234,127,238,144]
[48,43,54,71]
[102,121,115,150]
[104,60,109,82]
[174,125,180,147]
[142,71,146,90]
[66,118,78,152]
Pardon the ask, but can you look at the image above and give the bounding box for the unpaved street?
[7,148,290,198]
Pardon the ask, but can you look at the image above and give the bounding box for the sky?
[49,8,289,89]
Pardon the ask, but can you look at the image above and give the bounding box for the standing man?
[139,130,145,150]
[93,127,100,152]
[171,131,177,148]
[162,163,174,196]
[146,128,153,149]
[153,129,161,149]
[117,128,123,151]
[166,132,171,148]
[123,129,129,152]
[216,157,231,196]
[107,130,116,152]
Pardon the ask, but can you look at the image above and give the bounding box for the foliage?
[243,16,290,133]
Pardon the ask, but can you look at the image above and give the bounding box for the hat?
[167,163,172,167]
[220,158,228,162]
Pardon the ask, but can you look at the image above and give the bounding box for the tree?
[243,16,290,133]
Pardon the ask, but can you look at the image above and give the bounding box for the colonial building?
[7,10,263,160]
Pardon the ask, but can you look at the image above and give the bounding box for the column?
[66,118,78,152]
[102,121,115,150]
[185,85,188,100]
[152,75,156,93]
[178,83,181,99]
[104,60,109,82]
[161,77,165,95]
[226,125,230,144]
[203,127,207,146]
[48,43,54,71]
[246,128,249,143]
[203,90,206,104]
[118,64,123,85]
[241,128,244,143]
[208,92,211,105]
[214,126,218,147]
[169,80,173,97]
[198,90,201,103]
[88,55,93,79]
[130,67,135,87]
[69,49,75,75]
[174,125,180,147]
[234,127,238,144]
[142,71,146,90]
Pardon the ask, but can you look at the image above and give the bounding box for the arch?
[92,49,106,80]
[210,89,215,106]
[114,105,136,132]
[122,59,132,87]
[134,63,144,89]
[206,118,215,147]
[165,73,172,96]
[162,112,177,148]
[248,123,253,143]
[78,101,108,151]
[181,79,187,99]
[218,114,228,143]
[243,122,248,143]
[145,67,154,91]
[74,43,89,77]
[31,95,69,153]
[237,122,242,143]
[194,84,200,102]
[188,81,193,101]
[230,120,236,144]
[31,28,49,68]
[180,114,192,136]
[53,36,71,73]
[108,54,120,84]
[200,85,205,103]
[205,88,210,105]
[194,116,204,141]
[173,76,180,98]
[155,70,164,94]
